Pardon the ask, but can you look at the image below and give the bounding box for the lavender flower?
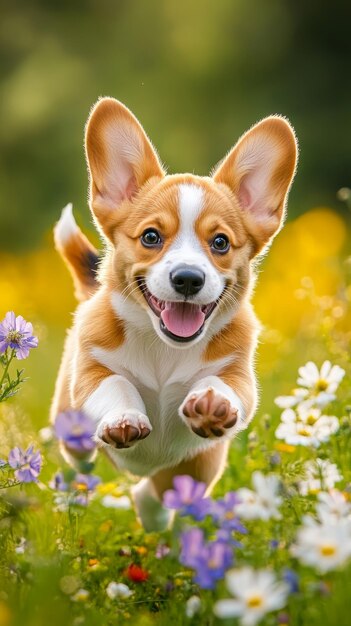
[49,471,70,492]
[180,528,205,569]
[8,445,42,483]
[283,568,299,594]
[163,475,212,520]
[71,473,101,506]
[72,473,101,491]
[0,312,38,360]
[54,409,96,453]
[50,470,101,508]
[210,491,247,535]
[50,471,100,494]
[180,528,233,589]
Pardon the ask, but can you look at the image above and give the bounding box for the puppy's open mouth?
[137,279,218,343]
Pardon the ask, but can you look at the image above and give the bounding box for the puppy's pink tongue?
[161,302,205,337]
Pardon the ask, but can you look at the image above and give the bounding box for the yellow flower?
[275,442,296,454]
[99,520,113,533]
[96,481,123,497]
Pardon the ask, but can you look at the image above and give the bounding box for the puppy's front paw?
[179,387,238,439]
[97,411,152,449]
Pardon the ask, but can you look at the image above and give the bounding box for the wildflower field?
[0,201,350,626]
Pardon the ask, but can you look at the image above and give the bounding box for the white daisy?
[298,458,343,496]
[235,472,282,521]
[297,360,345,398]
[316,490,351,525]
[276,361,345,412]
[53,493,69,513]
[291,516,351,573]
[214,567,289,626]
[106,581,134,599]
[274,388,309,409]
[275,407,339,447]
[71,588,89,602]
[185,595,201,618]
[101,495,132,509]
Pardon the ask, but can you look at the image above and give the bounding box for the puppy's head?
[86,98,297,347]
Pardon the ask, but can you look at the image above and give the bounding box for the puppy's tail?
[54,203,100,302]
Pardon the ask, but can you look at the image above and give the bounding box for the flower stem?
[0,349,15,388]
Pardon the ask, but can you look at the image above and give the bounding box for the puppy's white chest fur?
[90,319,234,476]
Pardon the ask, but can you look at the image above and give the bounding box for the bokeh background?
[1,0,350,434]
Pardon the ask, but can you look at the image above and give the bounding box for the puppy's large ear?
[213,116,298,255]
[85,97,164,238]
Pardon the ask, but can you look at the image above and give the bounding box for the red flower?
[125,563,149,582]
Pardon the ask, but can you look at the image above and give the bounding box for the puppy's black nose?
[170,265,205,297]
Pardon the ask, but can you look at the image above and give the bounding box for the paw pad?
[100,414,151,449]
[181,387,238,439]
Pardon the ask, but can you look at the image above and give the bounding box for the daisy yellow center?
[316,379,328,392]
[7,330,22,344]
[320,544,336,557]
[297,426,311,436]
[306,414,318,425]
[247,594,263,609]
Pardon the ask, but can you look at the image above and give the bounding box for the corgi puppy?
[51,98,297,530]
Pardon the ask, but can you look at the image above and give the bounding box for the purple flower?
[210,491,247,535]
[0,312,38,360]
[49,471,69,492]
[180,528,233,589]
[8,445,42,483]
[180,528,205,568]
[215,528,243,547]
[163,475,212,520]
[54,409,96,453]
[72,473,101,491]
[71,473,101,506]
[283,568,299,594]
[50,471,100,507]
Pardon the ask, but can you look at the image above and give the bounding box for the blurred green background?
[1,0,351,251]
[0,0,350,437]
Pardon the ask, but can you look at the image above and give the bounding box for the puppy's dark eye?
[211,234,230,254]
[141,228,162,247]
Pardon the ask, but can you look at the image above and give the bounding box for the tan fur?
[150,441,229,498]
[52,98,297,528]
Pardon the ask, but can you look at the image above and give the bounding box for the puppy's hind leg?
[131,479,175,533]
[132,441,229,532]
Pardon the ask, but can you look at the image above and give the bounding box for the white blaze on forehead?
[176,184,205,249]
[145,180,225,307]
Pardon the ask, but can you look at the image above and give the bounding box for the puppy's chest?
[91,332,233,413]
